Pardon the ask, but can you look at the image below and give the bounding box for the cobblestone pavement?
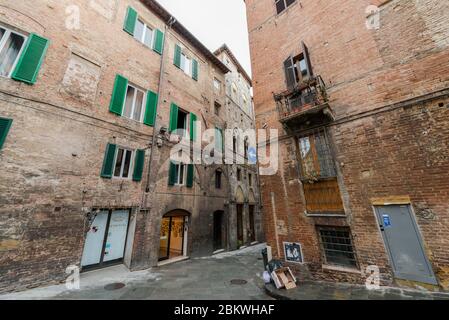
[1,244,272,300]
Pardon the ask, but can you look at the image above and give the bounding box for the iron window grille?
[318,226,358,268]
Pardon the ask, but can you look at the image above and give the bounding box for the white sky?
[156,0,252,76]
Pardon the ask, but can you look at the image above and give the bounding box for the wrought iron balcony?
[274,75,334,131]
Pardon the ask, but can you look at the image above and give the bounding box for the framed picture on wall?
[283,242,304,264]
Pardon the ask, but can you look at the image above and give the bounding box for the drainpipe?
[142,16,176,206]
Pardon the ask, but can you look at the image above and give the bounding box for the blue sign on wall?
[383,215,392,228]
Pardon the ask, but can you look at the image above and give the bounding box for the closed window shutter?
[11,34,49,85]
[186,164,194,188]
[174,44,182,68]
[123,7,138,36]
[144,90,158,127]
[190,112,197,141]
[301,41,313,78]
[109,74,128,115]
[284,56,296,90]
[153,29,164,55]
[101,143,117,178]
[169,103,179,133]
[192,59,198,81]
[168,162,176,186]
[0,117,13,150]
[133,149,145,182]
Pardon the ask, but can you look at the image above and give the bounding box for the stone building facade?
[0,0,261,293]
[245,0,449,290]
[214,44,263,250]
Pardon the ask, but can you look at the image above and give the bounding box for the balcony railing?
[274,75,333,129]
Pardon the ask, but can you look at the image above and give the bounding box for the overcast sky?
[156,0,252,76]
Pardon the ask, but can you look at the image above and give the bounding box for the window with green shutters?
[0,117,13,150]
[215,127,223,153]
[101,143,144,182]
[190,113,197,142]
[9,33,49,84]
[174,44,199,81]
[186,164,194,188]
[109,74,158,127]
[123,6,164,55]
[168,162,193,188]
[174,44,182,68]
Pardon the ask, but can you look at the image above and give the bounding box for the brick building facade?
[0,0,260,293]
[245,0,449,290]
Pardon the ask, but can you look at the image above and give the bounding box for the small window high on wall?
[0,26,26,77]
[275,0,296,15]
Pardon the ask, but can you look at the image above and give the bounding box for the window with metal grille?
[318,226,358,268]
[298,129,336,181]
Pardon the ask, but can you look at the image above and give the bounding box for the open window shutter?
[284,56,296,90]
[123,7,138,36]
[11,34,49,85]
[169,103,179,133]
[109,74,128,115]
[153,29,164,55]
[168,162,176,186]
[0,118,13,150]
[133,149,145,182]
[174,44,182,68]
[192,59,198,81]
[101,143,117,179]
[186,164,194,188]
[301,41,314,78]
[144,90,158,127]
[190,113,197,141]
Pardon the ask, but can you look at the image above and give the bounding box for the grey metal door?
[375,205,437,285]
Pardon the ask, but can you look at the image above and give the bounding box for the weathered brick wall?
[246,0,449,289]
[0,0,231,293]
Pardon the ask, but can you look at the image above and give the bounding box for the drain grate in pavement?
[104,282,126,291]
[230,279,248,285]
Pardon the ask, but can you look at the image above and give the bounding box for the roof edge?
[140,0,230,74]
[214,44,252,86]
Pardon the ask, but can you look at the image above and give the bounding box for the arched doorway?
[159,210,190,262]
[235,187,245,247]
[213,210,226,251]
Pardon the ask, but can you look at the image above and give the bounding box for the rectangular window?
[175,163,186,186]
[214,78,221,93]
[180,53,191,76]
[0,25,27,78]
[177,109,188,136]
[113,148,134,179]
[133,19,154,48]
[214,101,221,116]
[215,170,222,189]
[123,84,146,122]
[318,226,358,268]
[275,0,296,15]
[237,168,242,181]
[248,173,253,187]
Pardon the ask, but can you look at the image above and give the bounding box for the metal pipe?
[142,16,176,206]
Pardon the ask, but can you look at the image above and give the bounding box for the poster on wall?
[283,242,304,264]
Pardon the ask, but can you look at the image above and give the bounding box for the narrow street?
[1,244,271,300]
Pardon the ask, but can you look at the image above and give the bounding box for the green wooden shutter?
[190,113,197,142]
[144,90,158,127]
[11,33,49,84]
[169,103,179,133]
[109,74,128,116]
[186,164,194,188]
[123,6,138,36]
[0,117,13,150]
[168,162,176,186]
[133,149,145,182]
[153,29,164,55]
[192,59,198,81]
[174,44,182,68]
[101,143,117,179]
